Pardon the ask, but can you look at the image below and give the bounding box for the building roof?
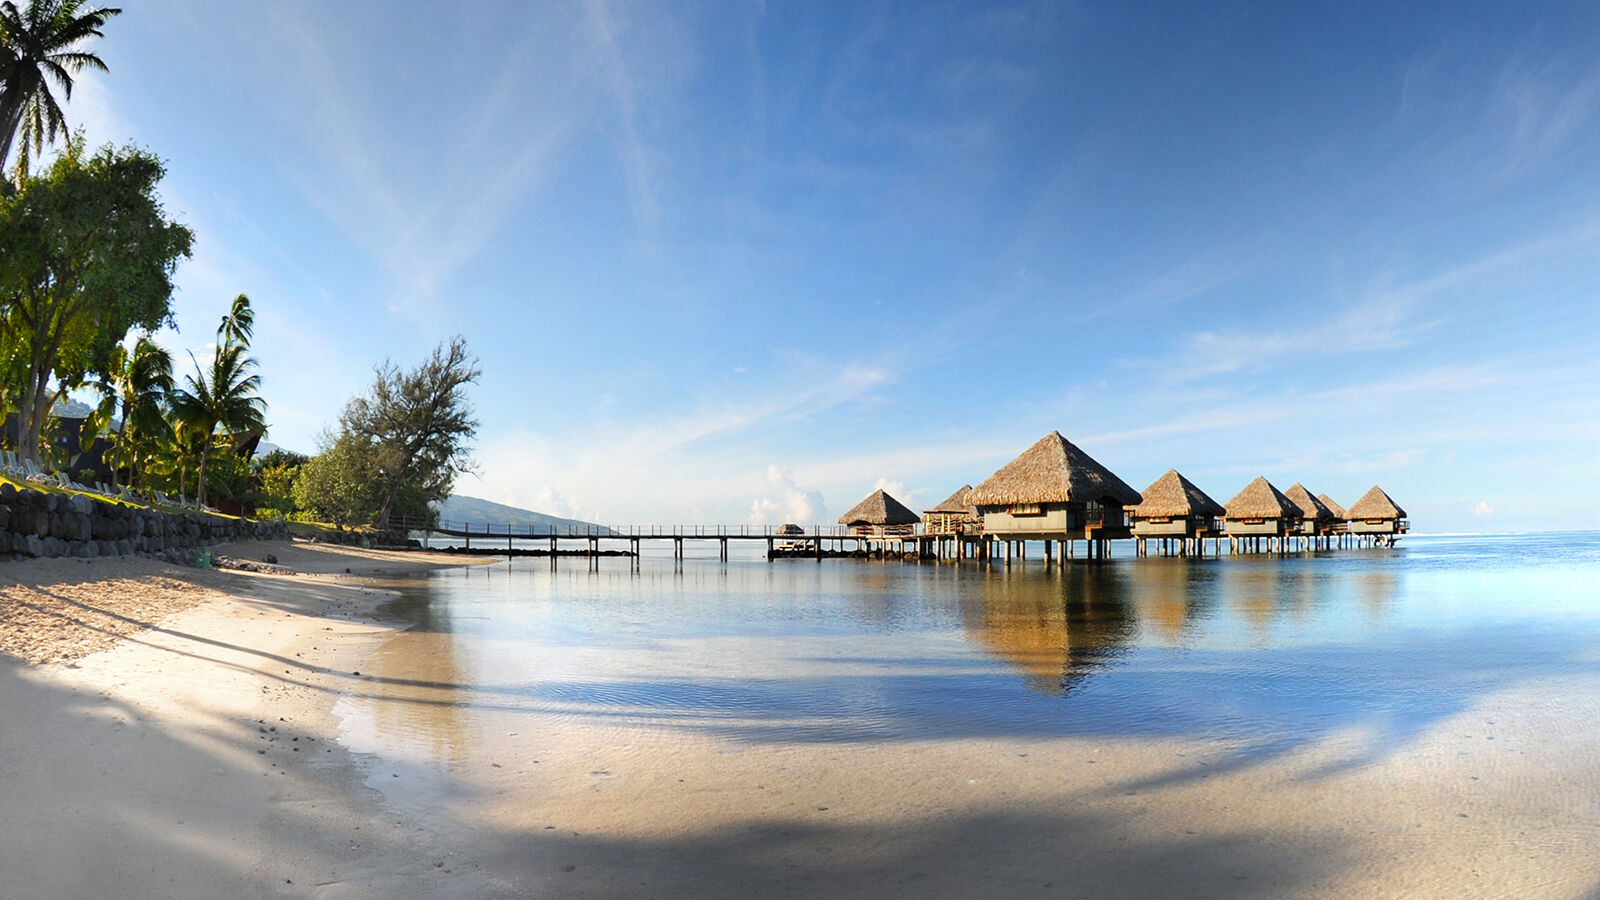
[967,431,1141,507]
[1223,476,1302,519]
[1347,485,1407,519]
[1316,494,1348,519]
[1283,482,1336,521]
[837,489,921,526]
[1129,469,1224,518]
[925,485,974,514]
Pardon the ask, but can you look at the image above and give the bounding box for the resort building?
[1128,469,1225,556]
[1317,493,1348,522]
[966,431,1141,561]
[837,489,920,538]
[1222,476,1302,553]
[1345,485,1409,543]
[1283,482,1340,546]
[923,485,980,535]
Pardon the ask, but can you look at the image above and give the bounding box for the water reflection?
[966,565,1136,696]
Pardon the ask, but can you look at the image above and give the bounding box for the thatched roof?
[837,489,920,526]
[1283,483,1336,521]
[1316,494,1347,519]
[1129,469,1224,518]
[967,431,1141,507]
[1223,476,1301,519]
[926,485,974,515]
[1347,485,1406,519]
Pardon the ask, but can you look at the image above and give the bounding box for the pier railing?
[386,515,880,539]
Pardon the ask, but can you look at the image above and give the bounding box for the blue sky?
[61,1,1600,532]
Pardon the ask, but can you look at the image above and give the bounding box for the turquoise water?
[346,533,1600,759]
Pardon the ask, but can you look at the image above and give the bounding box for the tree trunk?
[195,442,209,507]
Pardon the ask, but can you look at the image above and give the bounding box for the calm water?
[335,532,1600,803]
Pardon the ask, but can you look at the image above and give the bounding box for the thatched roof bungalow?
[838,488,920,537]
[967,431,1140,539]
[1283,483,1338,535]
[1316,494,1347,519]
[1222,476,1301,536]
[923,484,981,535]
[1346,485,1409,534]
[1129,469,1224,538]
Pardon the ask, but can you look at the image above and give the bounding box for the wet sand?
[2,543,1597,897]
[345,629,1600,899]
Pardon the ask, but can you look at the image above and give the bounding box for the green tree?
[84,334,172,486]
[340,337,480,528]
[292,431,380,527]
[0,141,192,464]
[169,297,266,507]
[0,0,121,179]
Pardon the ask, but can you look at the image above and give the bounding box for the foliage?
[83,333,173,486]
[0,141,192,464]
[168,294,266,506]
[0,0,121,179]
[337,336,479,526]
[256,461,298,517]
[292,431,380,527]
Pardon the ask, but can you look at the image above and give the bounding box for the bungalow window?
[1007,503,1044,516]
[1147,517,1172,524]
[1242,517,1264,524]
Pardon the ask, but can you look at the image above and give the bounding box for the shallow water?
[334,532,1600,814]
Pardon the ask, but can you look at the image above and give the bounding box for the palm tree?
[0,0,120,179]
[217,292,254,350]
[169,342,265,507]
[89,335,173,487]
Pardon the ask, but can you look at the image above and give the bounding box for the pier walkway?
[391,516,1399,564]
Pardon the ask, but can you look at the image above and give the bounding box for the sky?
[56,0,1600,533]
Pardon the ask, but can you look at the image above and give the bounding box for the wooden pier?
[391,516,1404,566]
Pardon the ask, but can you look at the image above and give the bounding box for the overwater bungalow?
[966,431,1141,561]
[923,485,980,535]
[1222,476,1302,553]
[838,489,919,538]
[1346,485,1408,544]
[1129,469,1225,556]
[1283,482,1340,546]
[1317,493,1348,520]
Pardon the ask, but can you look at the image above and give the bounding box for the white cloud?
[748,464,825,527]
[1475,500,1494,518]
[872,477,910,505]
[534,486,579,520]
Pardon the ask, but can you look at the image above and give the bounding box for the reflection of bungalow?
[1129,469,1224,555]
[1346,485,1408,540]
[967,431,1141,559]
[837,489,919,537]
[1283,482,1339,538]
[1223,477,1301,552]
[923,485,981,535]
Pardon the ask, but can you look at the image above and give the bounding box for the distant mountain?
[436,494,609,533]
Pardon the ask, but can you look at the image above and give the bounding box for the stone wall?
[0,482,288,562]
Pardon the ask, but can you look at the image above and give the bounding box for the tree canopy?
[328,337,481,528]
[0,140,192,462]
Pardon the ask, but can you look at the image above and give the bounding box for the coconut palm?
[216,292,254,351]
[88,335,173,487]
[0,0,121,179]
[169,342,265,507]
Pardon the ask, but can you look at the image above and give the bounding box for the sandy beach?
[0,541,509,899]
[3,542,1599,898]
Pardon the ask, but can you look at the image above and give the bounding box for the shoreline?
[0,539,510,898]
